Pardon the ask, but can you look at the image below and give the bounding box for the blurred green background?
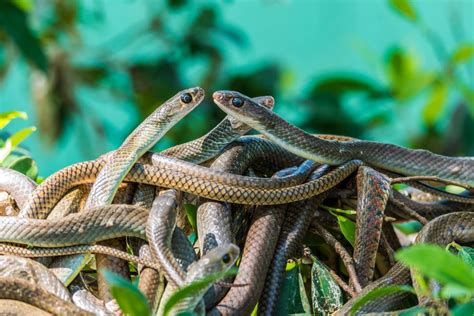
[1,0,473,177]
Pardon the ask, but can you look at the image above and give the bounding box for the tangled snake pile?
[0,87,473,315]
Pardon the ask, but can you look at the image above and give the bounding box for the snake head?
[227,95,274,131]
[186,243,240,283]
[213,90,270,131]
[163,87,205,119]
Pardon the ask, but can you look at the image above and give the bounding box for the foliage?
[103,270,152,316]
[350,244,474,314]
[0,110,38,180]
[162,268,237,316]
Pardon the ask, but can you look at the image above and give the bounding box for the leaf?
[0,2,48,72]
[395,244,474,291]
[9,126,36,147]
[298,269,312,314]
[7,156,38,180]
[11,0,34,12]
[311,256,343,315]
[163,269,237,316]
[0,126,36,163]
[350,285,415,315]
[0,111,27,129]
[389,0,418,22]
[311,75,381,95]
[394,221,422,235]
[275,263,306,315]
[329,211,356,246]
[422,81,448,125]
[183,203,197,233]
[386,48,435,100]
[452,302,474,316]
[451,44,474,64]
[103,270,151,316]
[447,243,474,268]
[321,205,356,215]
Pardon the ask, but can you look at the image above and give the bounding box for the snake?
[0,276,93,315]
[212,90,474,189]
[169,243,240,315]
[259,165,332,315]
[337,211,474,315]
[84,87,205,209]
[0,167,37,211]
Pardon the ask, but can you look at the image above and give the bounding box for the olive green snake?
[212,90,474,189]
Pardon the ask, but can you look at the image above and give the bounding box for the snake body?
[212,90,474,189]
[338,212,474,314]
[84,87,204,209]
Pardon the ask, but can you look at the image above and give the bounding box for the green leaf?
[11,0,34,12]
[183,203,197,233]
[321,205,356,215]
[7,156,38,180]
[451,44,474,64]
[398,306,430,315]
[311,256,343,315]
[0,2,48,72]
[447,243,474,268]
[395,244,474,291]
[9,126,36,147]
[350,285,415,315]
[275,263,306,315]
[163,269,237,316]
[0,111,27,129]
[386,48,434,100]
[298,268,312,314]
[329,211,356,247]
[103,270,151,316]
[394,221,422,235]
[452,302,474,316]
[0,126,36,163]
[422,81,448,125]
[389,0,418,21]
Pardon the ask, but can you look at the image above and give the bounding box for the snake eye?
[222,253,231,264]
[231,97,244,108]
[181,93,193,104]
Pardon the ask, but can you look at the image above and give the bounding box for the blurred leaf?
[312,75,382,96]
[451,44,474,65]
[0,111,27,129]
[298,269,312,314]
[104,270,151,316]
[163,268,237,316]
[75,66,107,86]
[350,285,415,315]
[386,48,434,100]
[0,2,48,72]
[329,211,356,247]
[452,302,474,316]
[166,0,188,9]
[227,64,282,98]
[394,221,422,235]
[321,205,356,215]
[183,203,197,233]
[7,156,38,180]
[389,0,418,22]
[311,256,343,315]
[0,126,36,163]
[395,244,474,291]
[9,126,36,148]
[422,81,448,125]
[11,0,34,12]
[276,263,306,315]
[447,243,474,268]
